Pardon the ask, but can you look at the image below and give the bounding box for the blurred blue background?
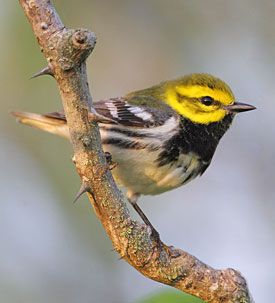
[1,0,274,302]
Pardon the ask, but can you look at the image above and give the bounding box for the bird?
[12,73,256,238]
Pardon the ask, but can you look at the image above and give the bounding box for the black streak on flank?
[102,138,160,152]
[100,126,155,138]
[102,138,146,149]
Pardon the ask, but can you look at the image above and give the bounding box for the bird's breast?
[98,117,212,195]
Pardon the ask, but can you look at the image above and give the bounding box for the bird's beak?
[224,102,256,113]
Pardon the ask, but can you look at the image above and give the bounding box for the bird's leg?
[127,192,180,258]
[127,192,160,242]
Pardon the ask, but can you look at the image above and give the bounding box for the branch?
[18,1,254,302]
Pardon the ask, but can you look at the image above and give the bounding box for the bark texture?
[18,1,254,302]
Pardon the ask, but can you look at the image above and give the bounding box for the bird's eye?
[201,96,214,106]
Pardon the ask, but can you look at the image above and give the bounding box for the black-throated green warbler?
[12,73,255,236]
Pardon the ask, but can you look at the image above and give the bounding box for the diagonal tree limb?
[18,1,254,302]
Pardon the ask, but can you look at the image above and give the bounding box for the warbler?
[12,73,255,236]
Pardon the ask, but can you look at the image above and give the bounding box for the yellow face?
[165,83,235,124]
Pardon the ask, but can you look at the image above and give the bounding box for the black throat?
[157,114,234,167]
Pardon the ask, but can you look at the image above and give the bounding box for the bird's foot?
[150,228,180,258]
[150,226,161,244]
[163,245,181,258]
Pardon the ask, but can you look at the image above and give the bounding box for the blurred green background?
[1,0,274,302]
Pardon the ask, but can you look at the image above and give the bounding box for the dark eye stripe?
[177,93,217,106]
[176,92,186,103]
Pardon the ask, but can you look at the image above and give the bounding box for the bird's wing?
[44,97,175,128]
[94,97,174,128]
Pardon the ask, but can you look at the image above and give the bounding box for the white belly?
[103,144,202,195]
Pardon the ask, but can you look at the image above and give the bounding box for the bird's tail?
[11,111,69,138]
